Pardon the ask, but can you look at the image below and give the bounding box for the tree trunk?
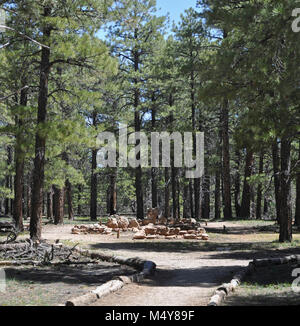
[65,179,74,220]
[272,140,281,224]
[240,149,254,218]
[171,165,178,219]
[183,183,190,218]
[30,8,51,240]
[26,177,31,220]
[47,187,53,220]
[189,180,194,219]
[5,146,13,216]
[256,151,264,220]
[151,94,158,209]
[164,168,170,218]
[215,170,221,220]
[108,169,117,215]
[263,197,269,215]
[221,99,232,219]
[13,83,28,231]
[53,186,64,225]
[77,185,82,216]
[133,44,144,220]
[177,176,180,219]
[295,142,300,227]
[202,174,211,220]
[279,137,292,242]
[90,111,98,221]
[234,150,241,217]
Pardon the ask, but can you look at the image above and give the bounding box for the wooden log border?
[64,245,156,306]
[208,254,300,306]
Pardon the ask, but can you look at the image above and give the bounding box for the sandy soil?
[40,222,252,306]
[14,220,297,306]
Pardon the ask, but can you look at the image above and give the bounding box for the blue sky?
[156,0,198,24]
[98,0,199,39]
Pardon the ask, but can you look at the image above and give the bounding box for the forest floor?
[1,219,300,306]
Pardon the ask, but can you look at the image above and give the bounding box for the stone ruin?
[71,208,209,241]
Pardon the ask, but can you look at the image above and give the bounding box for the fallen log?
[0,260,41,267]
[0,243,29,251]
[65,292,99,306]
[93,280,124,298]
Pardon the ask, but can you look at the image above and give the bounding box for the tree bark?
[215,170,221,220]
[164,168,170,218]
[272,140,281,224]
[90,111,98,221]
[65,179,74,220]
[240,149,254,218]
[5,146,13,216]
[189,180,194,219]
[221,99,232,219]
[256,151,264,220]
[53,186,64,225]
[279,137,292,242]
[133,41,144,220]
[183,183,190,218]
[234,150,241,217]
[171,166,178,219]
[151,94,158,209]
[263,197,269,215]
[47,187,53,220]
[202,174,211,220]
[30,8,51,240]
[26,176,31,220]
[295,142,300,227]
[77,185,82,216]
[13,81,28,231]
[108,169,117,215]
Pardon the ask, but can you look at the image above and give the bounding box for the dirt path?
[92,251,249,306]
[40,221,253,306]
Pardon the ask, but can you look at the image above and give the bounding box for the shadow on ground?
[224,264,300,306]
[89,241,300,256]
[4,263,136,286]
[225,291,300,306]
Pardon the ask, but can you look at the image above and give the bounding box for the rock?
[169,218,175,225]
[107,218,119,229]
[128,218,140,228]
[142,219,154,226]
[201,233,209,241]
[184,234,198,240]
[144,224,157,236]
[147,208,159,223]
[188,230,196,234]
[132,227,140,233]
[179,230,188,235]
[158,217,168,225]
[133,231,146,240]
[165,235,177,240]
[190,218,197,225]
[156,226,169,236]
[146,235,158,240]
[117,216,129,229]
[104,228,113,234]
[198,228,206,234]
